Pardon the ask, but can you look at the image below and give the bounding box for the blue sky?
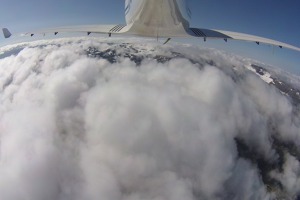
[0,0,299,74]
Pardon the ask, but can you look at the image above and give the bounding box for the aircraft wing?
[26,24,130,36]
[2,24,129,38]
[189,28,300,52]
[3,25,300,52]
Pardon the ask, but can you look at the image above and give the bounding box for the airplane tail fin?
[2,28,12,38]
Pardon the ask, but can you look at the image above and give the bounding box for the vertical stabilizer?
[2,28,12,38]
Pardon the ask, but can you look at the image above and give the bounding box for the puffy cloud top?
[0,38,299,200]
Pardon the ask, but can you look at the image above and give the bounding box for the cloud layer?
[0,38,299,200]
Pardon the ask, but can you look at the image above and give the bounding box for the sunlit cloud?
[0,38,299,200]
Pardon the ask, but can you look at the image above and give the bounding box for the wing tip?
[2,28,12,38]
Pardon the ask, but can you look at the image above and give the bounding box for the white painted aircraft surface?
[2,0,300,51]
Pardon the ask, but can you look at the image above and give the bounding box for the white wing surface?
[26,24,130,36]
[2,25,300,52]
[189,28,300,52]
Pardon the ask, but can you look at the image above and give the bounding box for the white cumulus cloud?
[0,38,299,200]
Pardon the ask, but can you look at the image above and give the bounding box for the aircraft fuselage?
[125,0,191,37]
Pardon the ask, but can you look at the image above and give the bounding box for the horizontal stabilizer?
[2,28,12,38]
